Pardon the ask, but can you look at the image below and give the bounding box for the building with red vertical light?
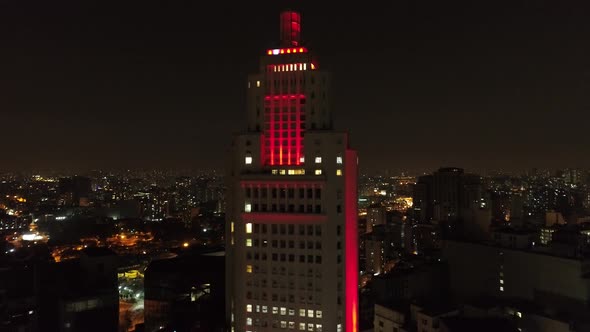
[225,9,358,332]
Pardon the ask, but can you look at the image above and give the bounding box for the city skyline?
[2,1,589,173]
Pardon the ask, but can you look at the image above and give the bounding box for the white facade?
[226,10,358,332]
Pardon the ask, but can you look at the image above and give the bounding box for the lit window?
[248,82,251,88]
[303,63,307,70]
[500,279,504,284]
[246,265,252,273]
[516,311,522,318]
[308,323,314,331]
[281,321,287,328]
[308,309,314,318]
[247,317,252,325]
[315,310,322,318]
[336,156,343,164]
[246,239,252,247]
[280,307,287,315]
[261,306,268,313]
[256,80,261,87]
[256,305,260,313]
[315,157,322,163]
[316,324,322,332]
[245,156,253,164]
[500,286,504,292]
[299,309,306,317]
[315,170,322,175]
[289,321,296,329]
[336,169,342,176]
[289,309,295,316]
[272,169,278,175]
[231,222,234,233]
[279,169,286,175]
[300,156,305,163]
[246,223,252,234]
[245,204,252,212]
[273,307,279,314]
[246,304,252,312]
[299,323,306,330]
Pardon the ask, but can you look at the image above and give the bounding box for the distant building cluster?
[357,167,590,332]
[0,169,227,331]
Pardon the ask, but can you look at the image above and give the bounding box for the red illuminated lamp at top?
[281,10,301,46]
[266,47,308,56]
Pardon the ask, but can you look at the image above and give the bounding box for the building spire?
[280,10,301,47]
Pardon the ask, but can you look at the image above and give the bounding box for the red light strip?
[240,180,324,187]
[242,212,327,224]
[345,149,358,332]
[266,47,308,56]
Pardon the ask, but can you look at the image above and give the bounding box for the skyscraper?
[225,9,358,332]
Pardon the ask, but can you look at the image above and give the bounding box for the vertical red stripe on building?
[345,148,358,332]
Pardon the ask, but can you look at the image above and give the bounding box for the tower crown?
[280,10,301,47]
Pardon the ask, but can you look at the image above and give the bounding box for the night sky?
[2,1,589,174]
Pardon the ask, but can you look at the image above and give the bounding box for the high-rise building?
[226,9,358,332]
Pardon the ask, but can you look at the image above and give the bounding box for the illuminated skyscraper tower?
[226,9,358,332]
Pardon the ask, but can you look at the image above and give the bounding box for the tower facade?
[226,9,358,332]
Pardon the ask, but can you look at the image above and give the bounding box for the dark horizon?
[2,0,589,174]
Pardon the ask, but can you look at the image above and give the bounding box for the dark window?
[315,225,322,236]
[315,205,321,213]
